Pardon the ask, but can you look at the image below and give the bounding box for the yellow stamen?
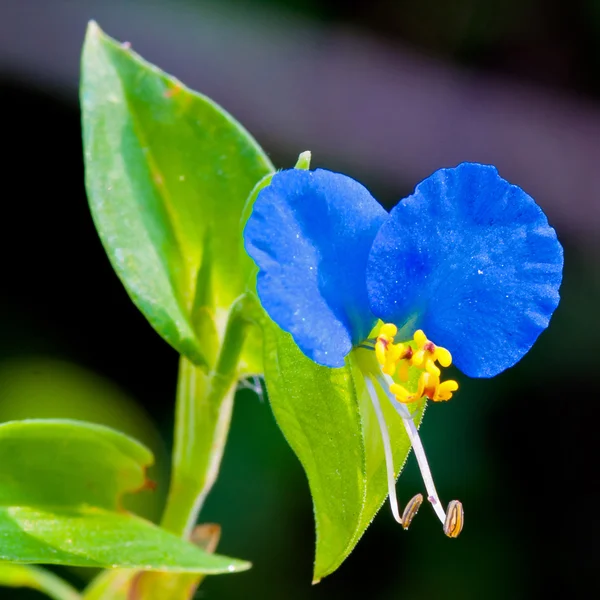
[375,337,389,366]
[412,348,425,368]
[436,379,459,402]
[389,383,413,403]
[396,358,410,382]
[434,346,452,368]
[374,324,458,404]
[380,323,398,338]
[371,323,465,539]
[425,358,441,377]
[413,329,428,347]
[376,323,407,377]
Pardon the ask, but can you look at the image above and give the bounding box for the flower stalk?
[161,294,254,537]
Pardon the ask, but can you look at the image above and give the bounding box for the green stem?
[19,565,81,600]
[160,295,253,537]
[81,570,135,600]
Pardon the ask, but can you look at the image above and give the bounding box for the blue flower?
[244,159,563,536]
[244,162,563,377]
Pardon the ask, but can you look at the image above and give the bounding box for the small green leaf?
[262,325,425,581]
[0,507,248,573]
[0,563,80,600]
[0,419,152,510]
[80,22,274,368]
[0,420,249,574]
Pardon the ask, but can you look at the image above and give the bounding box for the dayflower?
[244,159,563,537]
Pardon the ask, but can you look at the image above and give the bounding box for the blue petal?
[244,168,387,367]
[367,163,563,378]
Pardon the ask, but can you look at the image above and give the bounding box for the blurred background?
[1,0,599,598]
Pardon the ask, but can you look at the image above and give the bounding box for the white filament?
[376,372,447,525]
[364,376,403,524]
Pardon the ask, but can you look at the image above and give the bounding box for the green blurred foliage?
[0,358,167,522]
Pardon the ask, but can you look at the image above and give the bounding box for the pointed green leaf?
[262,325,426,581]
[0,420,249,574]
[262,325,365,583]
[80,22,274,369]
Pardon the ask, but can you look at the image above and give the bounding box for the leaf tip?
[312,577,322,585]
[86,20,102,39]
[294,150,312,171]
[230,559,252,573]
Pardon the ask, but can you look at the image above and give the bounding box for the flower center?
[359,323,464,538]
[375,324,459,403]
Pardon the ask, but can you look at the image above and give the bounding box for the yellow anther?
[389,343,404,362]
[390,383,414,403]
[380,323,398,338]
[425,358,441,377]
[412,348,425,368]
[413,329,428,347]
[375,340,387,366]
[396,358,410,382]
[376,323,410,377]
[410,330,453,374]
[393,371,454,403]
[417,371,436,399]
[375,323,397,366]
[434,346,452,368]
[436,379,459,402]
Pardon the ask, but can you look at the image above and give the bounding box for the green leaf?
[0,420,249,574]
[0,563,80,600]
[80,21,274,369]
[0,357,169,522]
[262,325,365,582]
[126,524,222,600]
[262,325,425,582]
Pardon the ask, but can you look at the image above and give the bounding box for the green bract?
[264,323,425,581]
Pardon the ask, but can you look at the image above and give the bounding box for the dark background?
[1,1,599,598]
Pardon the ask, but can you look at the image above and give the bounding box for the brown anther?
[402,346,413,360]
[424,341,436,353]
[401,493,424,530]
[443,500,464,538]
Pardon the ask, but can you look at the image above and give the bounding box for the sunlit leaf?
[81,21,274,369]
[261,325,365,582]
[127,524,221,600]
[0,357,168,522]
[0,420,249,574]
